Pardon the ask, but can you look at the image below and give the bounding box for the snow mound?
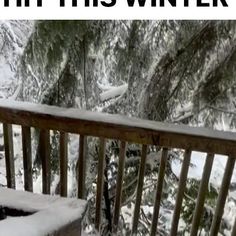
[0,188,87,236]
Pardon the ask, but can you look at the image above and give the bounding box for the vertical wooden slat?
[170,149,192,236]
[209,156,235,236]
[131,145,148,235]
[113,141,127,234]
[190,153,214,236]
[150,148,168,236]
[22,126,33,192]
[60,131,68,197]
[95,138,106,231]
[77,135,86,199]
[3,123,15,189]
[39,129,51,194]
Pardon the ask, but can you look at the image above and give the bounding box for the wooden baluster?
[190,153,214,236]
[77,135,86,199]
[150,148,168,236]
[170,149,192,236]
[39,129,51,194]
[22,126,33,192]
[113,141,127,234]
[60,131,68,197]
[95,138,106,231]
[209,156,235,236]
[3,123,15,189]
[131,145,148,235]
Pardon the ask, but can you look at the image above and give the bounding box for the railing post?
[113,141,127,234]
[39,129,51,194]
[22,126,33,192]
[209,156,235,236]
[131,144,148,235]
[3,123,15,189]
[77,135,86,199]
[170,149,191,236]
[150,148,168,236]
[60,131,68,197]
[95,138,106,232]
[190,153,214,236]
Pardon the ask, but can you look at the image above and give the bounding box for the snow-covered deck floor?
[0,188,87,236]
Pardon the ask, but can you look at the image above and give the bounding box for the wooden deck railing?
[0,99,236,235]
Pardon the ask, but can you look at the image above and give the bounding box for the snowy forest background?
[1,20,236,235]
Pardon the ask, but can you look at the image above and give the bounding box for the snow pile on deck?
[0,188,87,236]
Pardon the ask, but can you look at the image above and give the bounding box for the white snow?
[171,151,236,188]
[0,187,87,236]
[99,84,128,102]
[0,99,236,146]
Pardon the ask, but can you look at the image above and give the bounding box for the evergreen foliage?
[1,20,236,235]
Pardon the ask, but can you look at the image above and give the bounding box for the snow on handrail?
[0,99,235,155]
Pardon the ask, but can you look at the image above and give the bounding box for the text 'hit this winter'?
[1,0,229,7]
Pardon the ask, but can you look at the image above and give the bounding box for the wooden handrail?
[0,99,235,155]
[0,99,236,235]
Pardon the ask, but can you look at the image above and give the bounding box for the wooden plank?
[77,135,86,199]
[113,141,127,234]
[3,123,15,189]
[209,156,235,236]
[95,138,106,231]
[190,153,214,236]
[170,149,191,236]
[131,145,148,235]
[60,132,68,197]
[39,129,51,194]
[0,100,235,155]
[22,126,33,192]
[150,148,168,236]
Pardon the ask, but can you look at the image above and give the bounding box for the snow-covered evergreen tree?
[1,20,236,235]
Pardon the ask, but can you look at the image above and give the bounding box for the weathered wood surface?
[39,129,51,194]
[22,126,33,192]
[3,123,15,189]
[170,150,191,236]
[113,141,127,233]
[95,138,106,231]
[0,100,235,155]
[77,135,86,199]
[150,148,168,236]
[132,145,148,235]
[60,132,68,197]
[209,156,236,236]
[190,153,214,236]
